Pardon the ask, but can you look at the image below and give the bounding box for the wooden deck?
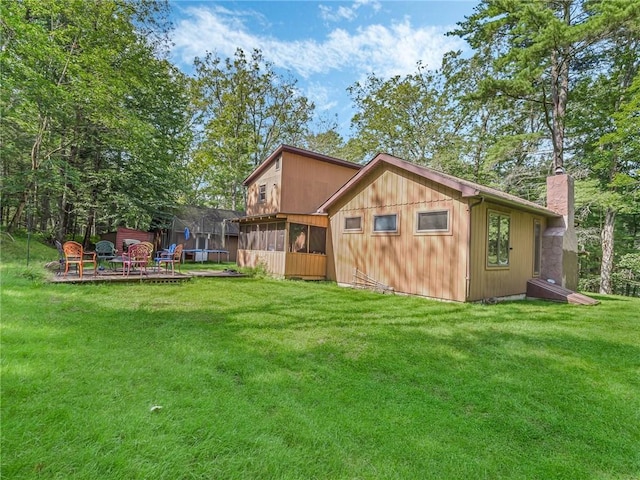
[50,268,246,284]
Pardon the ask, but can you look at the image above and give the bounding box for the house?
[236,144,362,279]
[237,146,584,303]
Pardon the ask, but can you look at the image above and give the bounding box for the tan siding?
[327,166,468,302]
[280,152,358,213]
[284,253,327,279]
[237,250,286,277]
[468,202,547,301]
[246,160,282,216]
[286,214,328,227]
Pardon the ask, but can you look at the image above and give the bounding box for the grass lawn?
[2,234,639,479]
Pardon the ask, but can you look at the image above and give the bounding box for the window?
[275,157,280,170]
[288,223,327,254]
[267,223,276,251]
[275,222,286,251]
[533,219,542,276]
[239,225,247,249]
[289,223,308,252]
[258,184,266,203]
[344,216,362,232]
[309,226,326,254]
[416,210,449,233]
[373,214,398,233]
[487,211,510,267]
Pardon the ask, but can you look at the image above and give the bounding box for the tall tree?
[452,0,639,173]
[347,63,456,167]
[570,31,640,293]
[189,49,314,210]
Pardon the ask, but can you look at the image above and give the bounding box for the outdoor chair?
[122,238,140,253]
[62,241,97,278]
[95,240,117,264]
[155,244,183,275]
[55,240,70,275]
[122,242,153,277]
[140,241,155,266]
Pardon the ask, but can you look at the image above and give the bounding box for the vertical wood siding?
[246,160,282,216]
[284,253,327,279]
[237,250,326,279]
[468,202,546,301]
[237,250,286,277]
[280,152,359,214]
[327,166,468,302]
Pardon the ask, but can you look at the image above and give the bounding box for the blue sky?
[169,0,478,136]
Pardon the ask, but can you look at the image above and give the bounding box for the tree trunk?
[550,2,571,174]
[599,207,616,294]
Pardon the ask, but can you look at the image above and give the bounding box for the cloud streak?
[171,5,464,80]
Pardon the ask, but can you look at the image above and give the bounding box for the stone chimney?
[542,174,578,290]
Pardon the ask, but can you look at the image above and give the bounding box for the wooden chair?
[155,244,183,275]
[122,242,153,277]
[62,241,97,278]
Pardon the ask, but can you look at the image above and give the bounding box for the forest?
[1,0,638,295]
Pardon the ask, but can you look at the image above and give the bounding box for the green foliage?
[0,0,191,240]
[188,49,314,209]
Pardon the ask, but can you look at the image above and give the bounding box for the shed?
[101,227,153,255]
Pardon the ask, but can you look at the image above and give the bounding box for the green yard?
[2,235,639,479]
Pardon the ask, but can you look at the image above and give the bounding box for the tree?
[348,63,456,166]
[452,0,639,293]
[571,62,640,293]
[452,0,639,174]
[0,0,190,243]
[189,49,314,210]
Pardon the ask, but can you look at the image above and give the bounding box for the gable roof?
[243,144,362,186]
[318,153,559,217]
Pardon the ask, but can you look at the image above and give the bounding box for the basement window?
[487,211,510,267]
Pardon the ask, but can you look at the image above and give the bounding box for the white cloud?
[171,6,464,80]
[319,0,382,22]
[305,82,339,112]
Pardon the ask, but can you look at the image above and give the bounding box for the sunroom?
[235,213,328,280]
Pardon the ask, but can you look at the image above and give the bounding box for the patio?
[50,268,246,284]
